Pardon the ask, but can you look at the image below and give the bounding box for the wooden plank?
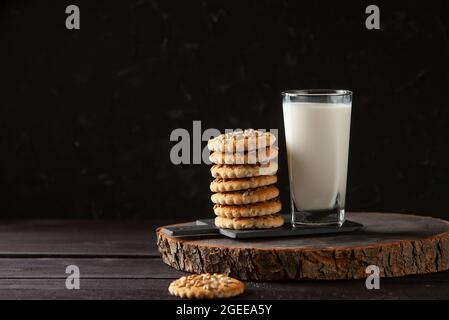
[0,219,179,257]
[1,257,449,283]
[0,277,448,300]
[0,258,185,279]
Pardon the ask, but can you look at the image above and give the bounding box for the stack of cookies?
[208,129,283,230]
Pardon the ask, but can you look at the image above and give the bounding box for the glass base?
[292,208,345,227]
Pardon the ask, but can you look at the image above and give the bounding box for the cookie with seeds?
[213,199,282,218]
[211,162,278,179]
[210,175,277,192]
[209,147,278,165]
[211,185,279,205]
[207,129,276,152]
[215,214,284,230]
[168,273,245,299]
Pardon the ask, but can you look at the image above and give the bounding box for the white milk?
[283,102,351,211]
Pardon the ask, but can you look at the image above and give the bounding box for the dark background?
[1,0,448,219]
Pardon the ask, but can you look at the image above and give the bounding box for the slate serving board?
[160,214,363,239]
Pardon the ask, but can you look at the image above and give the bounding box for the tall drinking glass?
[282,89,352,227]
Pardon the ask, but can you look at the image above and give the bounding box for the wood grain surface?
[157,212,449,280]
[0,217,448,299]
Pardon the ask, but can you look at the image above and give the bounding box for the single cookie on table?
[168,273,244,299]
[213,199,282,218]
[211,162,278,179]
[209,147,278,165]
[208,129,276,153]
[210,175,277,192]
[215,214,284,230]
[211,185,279,205]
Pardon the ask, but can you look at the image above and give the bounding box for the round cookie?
[213,199,282,218]
[209,147,278,165]
[211,185,279,205]
[215,214,284,230]
[210,175,277,192]
[168,273,244,299]
[208,129,276,153]
[211,162,278,179]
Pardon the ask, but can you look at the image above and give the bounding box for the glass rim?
[282,89,352,97]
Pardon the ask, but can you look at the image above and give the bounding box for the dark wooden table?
[0,219,448,300]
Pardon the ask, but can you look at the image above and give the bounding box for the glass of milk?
[282,89,352,227]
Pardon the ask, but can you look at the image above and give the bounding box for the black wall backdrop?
[1,0,449,219]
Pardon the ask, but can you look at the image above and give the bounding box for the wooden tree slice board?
[156,212,449,280]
